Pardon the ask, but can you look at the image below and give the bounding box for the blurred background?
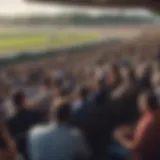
[0,1,160,160]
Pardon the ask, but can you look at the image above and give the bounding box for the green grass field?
[0,30,101,53]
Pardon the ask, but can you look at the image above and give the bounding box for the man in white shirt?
[28,100,91,160]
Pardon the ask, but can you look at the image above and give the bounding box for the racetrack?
[0,30,101,53]
[0,25,145,55]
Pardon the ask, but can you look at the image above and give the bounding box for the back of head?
[52,99,71,124]
[59,83,73,98]
[12,91,25,109]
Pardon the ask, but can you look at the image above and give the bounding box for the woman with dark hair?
[115,91,160,160]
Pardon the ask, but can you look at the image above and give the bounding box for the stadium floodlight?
[27,0,160,12]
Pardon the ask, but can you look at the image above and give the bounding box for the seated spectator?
[114,91,160,160]
[6,91,45,160]
[28,99,91,160]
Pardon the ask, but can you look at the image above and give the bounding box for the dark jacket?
[6,108,44,159]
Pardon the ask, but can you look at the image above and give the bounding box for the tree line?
[0,13,156,25]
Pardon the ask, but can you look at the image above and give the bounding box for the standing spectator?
[6,91,45,160]
[28,100,90,160]
[115,91,160,160]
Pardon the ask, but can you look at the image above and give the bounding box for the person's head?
[138,91,159,114]
[52,99,71,124]
[96,58,104,67]
[12,91,25,110]
[59,85,72,98]
[78,85,89,100]
[72,85,89,102]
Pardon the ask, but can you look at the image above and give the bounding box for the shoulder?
[29,124,55,142]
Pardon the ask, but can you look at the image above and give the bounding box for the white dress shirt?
[28,123,90,160]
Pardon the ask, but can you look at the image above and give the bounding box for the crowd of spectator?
[0,32,160,160]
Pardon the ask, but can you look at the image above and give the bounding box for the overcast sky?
[0,0,154,17]
[0,0,68,16]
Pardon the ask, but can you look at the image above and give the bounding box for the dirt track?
[0,24,159,55]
